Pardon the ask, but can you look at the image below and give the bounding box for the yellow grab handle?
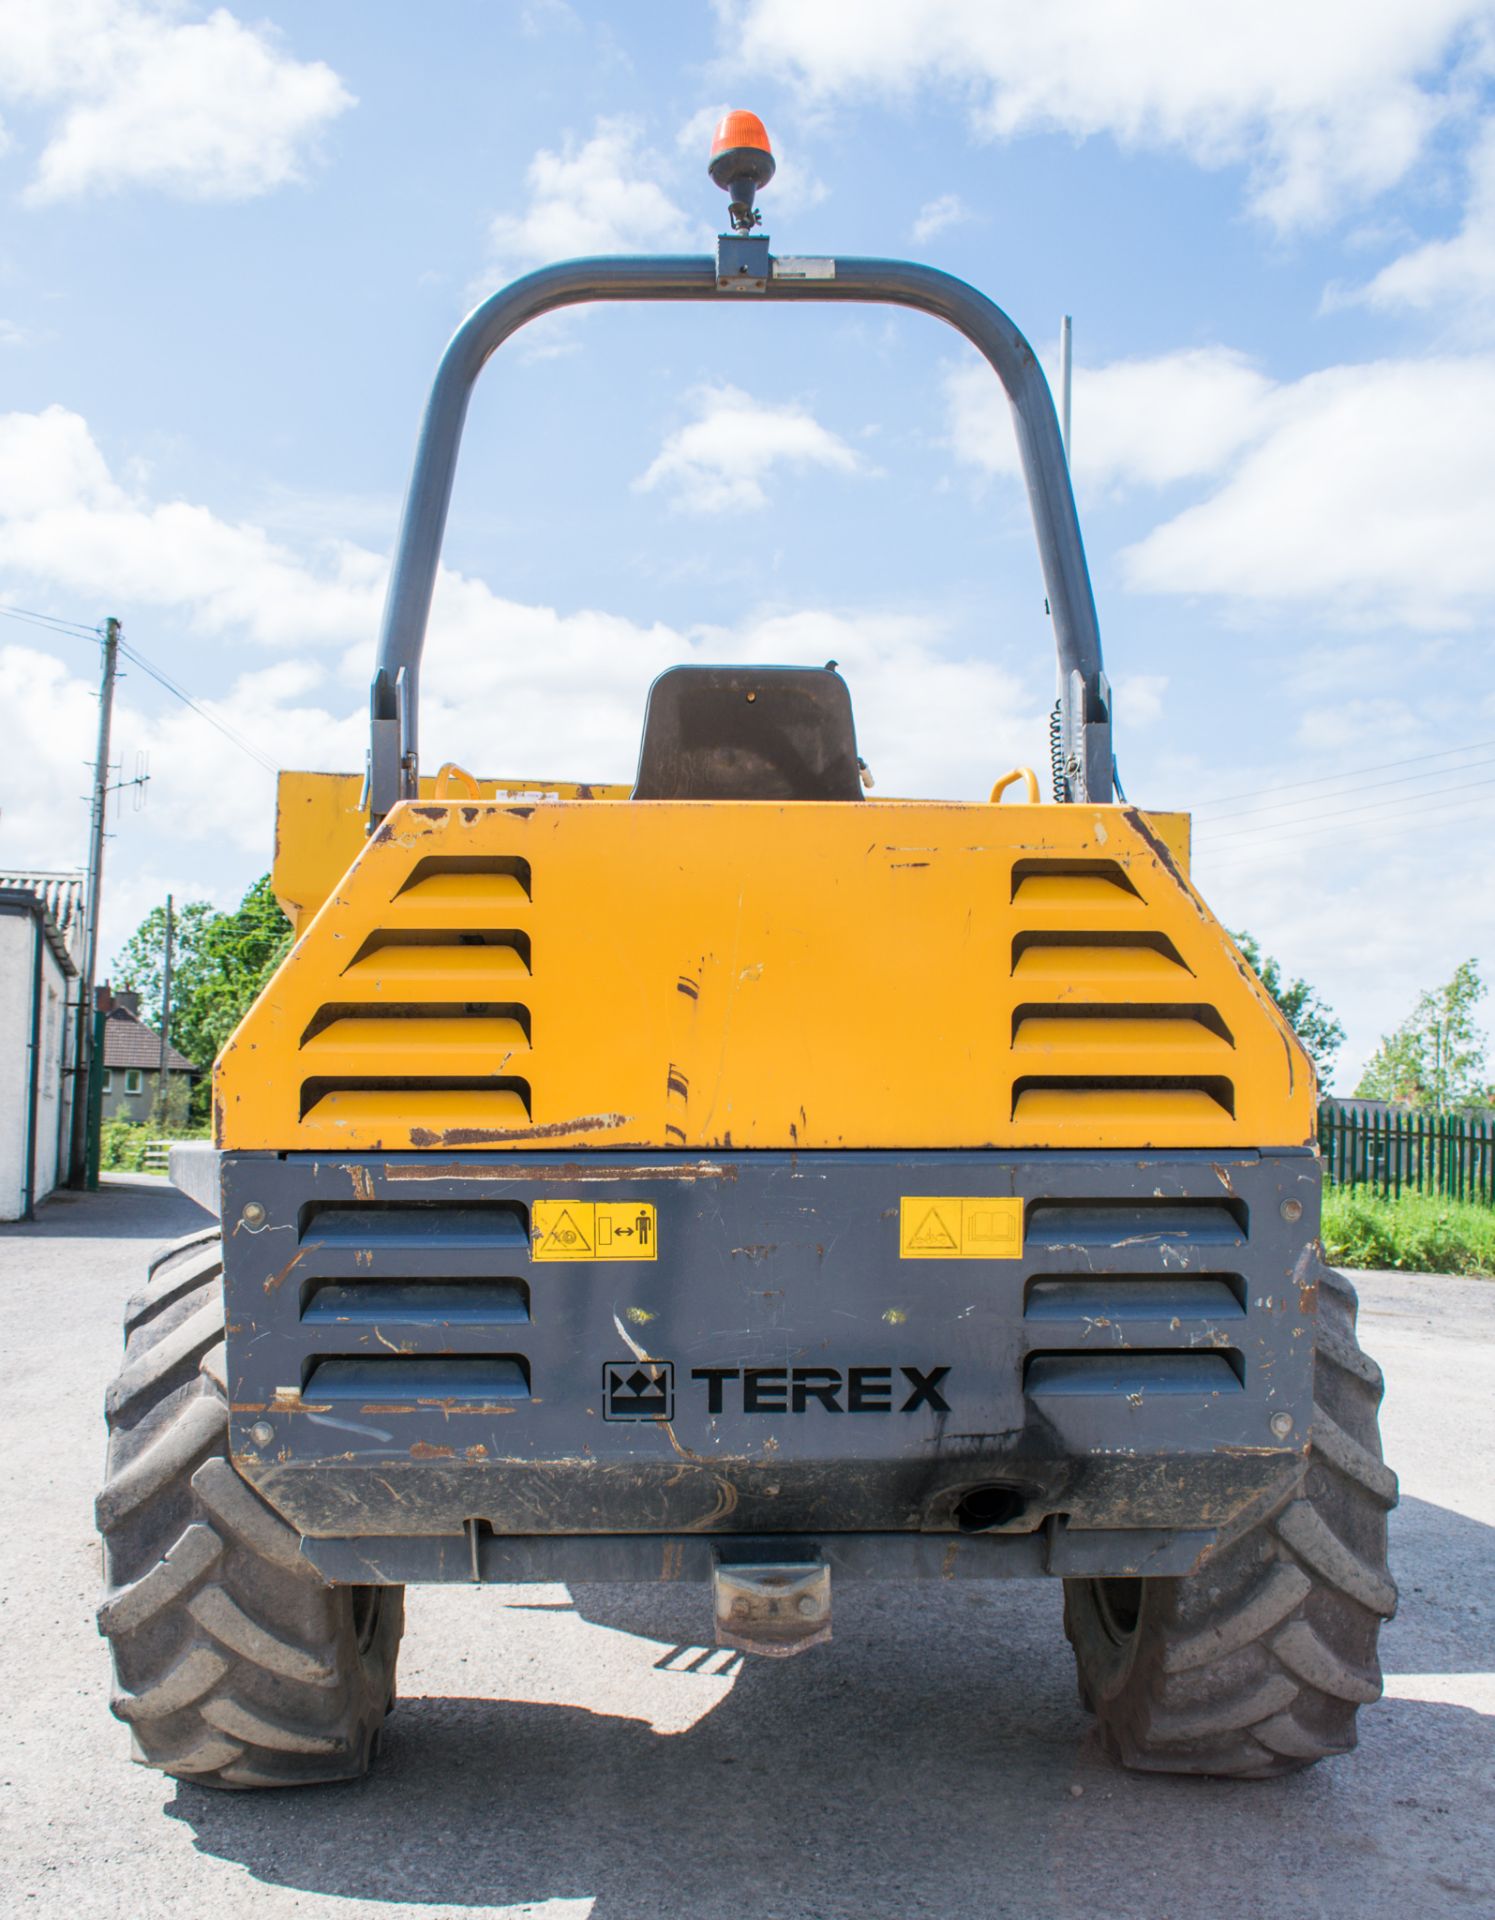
[989,766,1041,804]
[434,761,481,799]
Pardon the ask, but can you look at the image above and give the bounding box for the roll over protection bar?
[368,250,1112,822]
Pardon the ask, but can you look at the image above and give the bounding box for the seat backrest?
[631,665,863,801]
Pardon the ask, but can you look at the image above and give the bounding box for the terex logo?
[690,1364,951,1414]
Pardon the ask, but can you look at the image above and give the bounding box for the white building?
[0,873,83,1221]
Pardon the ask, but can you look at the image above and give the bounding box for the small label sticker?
[532,1200,657,1262]
[899,1196,1023,1260]
[774,256,836,280]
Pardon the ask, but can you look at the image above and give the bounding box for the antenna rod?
[1059,314,1072,464]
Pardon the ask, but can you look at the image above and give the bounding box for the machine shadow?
[165,1506,1495,1920]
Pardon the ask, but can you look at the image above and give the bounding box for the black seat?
[632,665,863,801]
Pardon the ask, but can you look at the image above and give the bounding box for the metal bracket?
[716,234,770,292]
[712,1553,831,1657]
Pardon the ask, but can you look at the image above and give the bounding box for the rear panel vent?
[1010,930,1192,983]
[1012,1076,1235,1124]
[299,1076,531,1129]
[303,1355,530,1404]
[392,854,532,908]
[1025,1198,1247,1247]
[1010,859,1142,906]
[301,1279,530,1325]
[1024,1275,1247,1321]
[1024,1351,1244,1395]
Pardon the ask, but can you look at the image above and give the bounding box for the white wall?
[0,911,32,1220]
[0,913,74,1221]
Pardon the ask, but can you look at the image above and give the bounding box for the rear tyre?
[97,1229,404,1789]
[1063,1260,1397,1777]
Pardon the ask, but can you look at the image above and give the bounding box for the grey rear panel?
[220,1150,1318,1576]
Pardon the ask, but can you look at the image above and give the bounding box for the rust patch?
[407,1111,632,1147]
[941,1540,960,1580]
[341,1163,376,1202]
[410,1441,455,1460]
[1211,1162,1234,1194]
[666,1066,689,1100]
[661,1539,684,1581]
[504,806,535,819]
[383,1158,736,1184]
[264,1242,318,1294]
[410,806,447,821]
[465,1443,489,1461]
[676,976,700,1000]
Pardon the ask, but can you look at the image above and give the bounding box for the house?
[0,871,83,1221]
[97,985,199,1122]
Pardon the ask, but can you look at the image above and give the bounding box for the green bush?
[1322,1186,1495,1276]
[100,1120,150,1171]
[99,1119,209,1173]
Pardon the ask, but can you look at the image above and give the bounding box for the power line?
[116,639,279,775]
[1191,735,1495,818]
[1196,770,1495,849]
[0,601,100,641]
[1194,752,1495,838]
[1199,784,1495,870]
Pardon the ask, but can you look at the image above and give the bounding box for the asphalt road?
[2,1176,1491,1920]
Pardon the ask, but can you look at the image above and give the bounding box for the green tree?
[112,875,293,1073]
[1232,931,1346,1085]
[1355,960,1490,1112]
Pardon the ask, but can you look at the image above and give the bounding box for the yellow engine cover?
[216,786,1314,1153]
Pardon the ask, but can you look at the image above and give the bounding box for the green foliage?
[112,875,292,1073]
[1355,960,1491,1112]
[100,1119,151,1171]
[100,1119,211,1172]
[1232,931,1345,1083]
[1322,1186,1495,1277]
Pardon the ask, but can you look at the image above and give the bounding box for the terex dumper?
[97,113,1396,1787]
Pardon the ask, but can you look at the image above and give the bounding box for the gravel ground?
[1,1176,1490,1920]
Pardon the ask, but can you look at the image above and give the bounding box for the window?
[124,1069,144,1096]
[102,1070,114,1094]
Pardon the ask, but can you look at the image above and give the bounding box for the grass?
[1322,1185,1495,1277]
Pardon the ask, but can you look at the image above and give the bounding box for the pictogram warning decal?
[899,1196,1023,1260]
[532,1200,657,1262]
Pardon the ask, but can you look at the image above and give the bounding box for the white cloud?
[0,406,382,646]
[912,192,969,242]
[634,383,867,513]
[1123,356,1495,625]
[0,1,352,202]
[1351,119,1495,333]
[947,346,1274,490]
[485,116,701,273]
[947,340,1495,628]
[731,0,1489,229]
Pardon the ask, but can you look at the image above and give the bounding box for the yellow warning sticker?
[899,1196,1023,1260]
[532,1200,658,1262]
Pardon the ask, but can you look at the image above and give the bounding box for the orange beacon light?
[708,110,775,232]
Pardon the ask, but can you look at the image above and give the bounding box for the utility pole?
[69,617,120,1187]
[155,893,174,1130]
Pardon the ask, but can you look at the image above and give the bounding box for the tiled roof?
[102,1007,197,1073]
[0,870,86,953]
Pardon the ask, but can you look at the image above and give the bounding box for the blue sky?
[2,0,1494,1089]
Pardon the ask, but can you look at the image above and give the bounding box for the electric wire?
[1195,770,1495,848]
[1191,735,1495,818]
[0,601,101,640]
[115,639,280,775]
[1193,753,1495,838]
[1199,783,1495,869]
